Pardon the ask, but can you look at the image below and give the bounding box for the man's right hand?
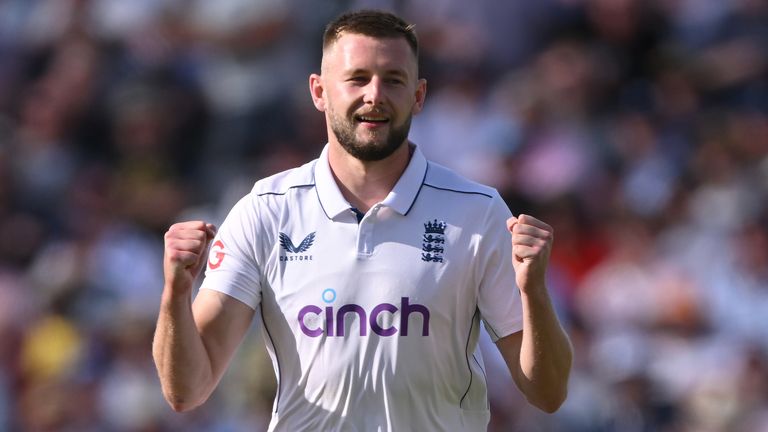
[163,221,217,296]
[156,221,253,412]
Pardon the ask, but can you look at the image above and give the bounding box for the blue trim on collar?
[313,145,351,220]
[312,143,430,219]
[381,144,428,215]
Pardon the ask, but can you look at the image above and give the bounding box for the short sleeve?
[476,192,523,342]
[199,193,263,309]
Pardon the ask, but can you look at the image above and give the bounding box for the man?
[154,10,572,431]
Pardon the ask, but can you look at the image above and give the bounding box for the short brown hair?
[323,10,418,57]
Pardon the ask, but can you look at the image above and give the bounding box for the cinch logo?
[279,231,315,262]
[298,289,431,337]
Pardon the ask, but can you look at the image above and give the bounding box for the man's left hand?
[506,214,553,293]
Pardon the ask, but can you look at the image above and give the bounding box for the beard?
[328,107,412,162]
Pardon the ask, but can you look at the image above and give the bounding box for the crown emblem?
[424,219,446,235]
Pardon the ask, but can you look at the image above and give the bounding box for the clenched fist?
[163,221,217,296]
[506,214,553,293]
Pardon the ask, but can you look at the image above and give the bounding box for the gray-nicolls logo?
[422,220,446,263]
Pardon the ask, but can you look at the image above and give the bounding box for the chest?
[259,205,480,337]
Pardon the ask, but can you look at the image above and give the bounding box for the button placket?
[356,205,380,257]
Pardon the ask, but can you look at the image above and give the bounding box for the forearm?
[518,284,572,412]
[152,288,215,412]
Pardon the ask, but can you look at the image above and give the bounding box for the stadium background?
[0,0,766,430]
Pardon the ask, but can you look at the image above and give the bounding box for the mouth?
[354,112,390,127]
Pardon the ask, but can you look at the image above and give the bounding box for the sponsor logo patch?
[298,289,431,337]
[279,231,315,262]
[208,240,225,269]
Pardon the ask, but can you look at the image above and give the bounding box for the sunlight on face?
[319,33,424,161]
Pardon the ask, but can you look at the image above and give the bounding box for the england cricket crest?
[422,219,446,263]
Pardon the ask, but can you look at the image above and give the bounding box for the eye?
[385,78,405,85]
[347,76,368,84]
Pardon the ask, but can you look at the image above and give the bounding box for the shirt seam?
[421,183,493,199]
[459,307,481,409]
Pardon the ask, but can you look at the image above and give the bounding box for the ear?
[309,73,326,112]
[411,78,427,115]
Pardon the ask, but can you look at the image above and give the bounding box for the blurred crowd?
[0,0,766,431]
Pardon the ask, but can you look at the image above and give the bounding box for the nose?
[362,76,384,106]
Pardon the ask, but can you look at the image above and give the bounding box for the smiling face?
[310,32,426,162]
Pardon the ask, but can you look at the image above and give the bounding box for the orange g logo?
[208,240,225,270]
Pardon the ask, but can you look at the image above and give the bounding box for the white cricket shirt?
[201,144,523,431]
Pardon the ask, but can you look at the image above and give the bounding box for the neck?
[327,141,411,213]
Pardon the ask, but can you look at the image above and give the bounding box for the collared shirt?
[201,144,523,432]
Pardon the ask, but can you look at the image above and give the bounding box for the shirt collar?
[313,143,428,219]
[381,144,428,215]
